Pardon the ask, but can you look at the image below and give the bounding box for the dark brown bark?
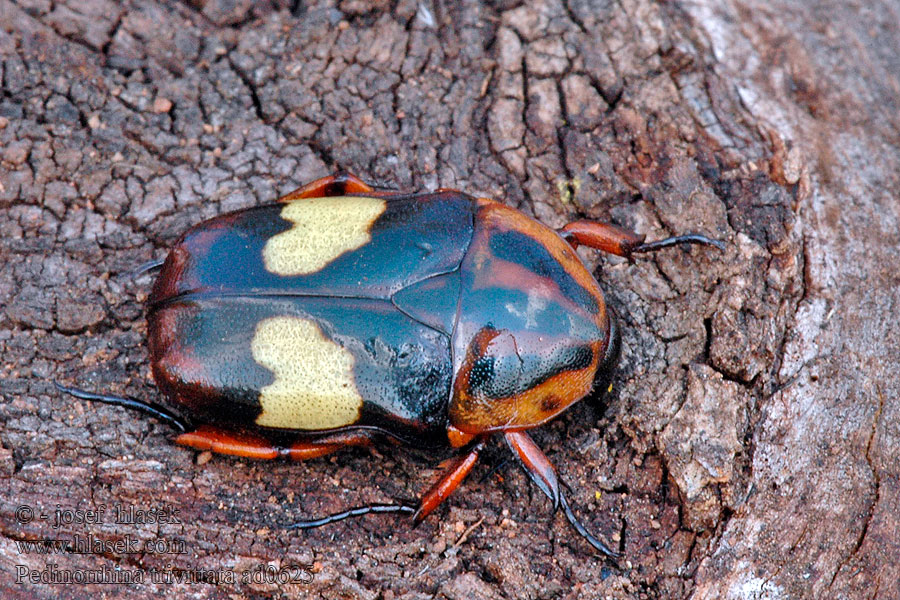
[0,0,896,598]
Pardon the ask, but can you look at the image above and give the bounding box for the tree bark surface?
[0,1,897,599]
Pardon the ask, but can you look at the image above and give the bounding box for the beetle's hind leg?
[505,430,621,559]
[175,426,376,461]
[55,382,192,433]
[559,220,724,258]
[56,382,375,462]
[125,257,166,280]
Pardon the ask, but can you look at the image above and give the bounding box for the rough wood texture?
[1,1,896,598]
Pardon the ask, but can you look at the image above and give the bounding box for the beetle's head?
[449,305,619,434]
[448,201,622,436]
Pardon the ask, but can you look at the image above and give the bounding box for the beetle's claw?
[559,491,622,560]
[411,508,425,528]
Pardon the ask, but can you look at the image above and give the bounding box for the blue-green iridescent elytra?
[148,176,618,449]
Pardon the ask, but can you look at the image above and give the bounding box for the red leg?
[286,438,486,531]
[283,431,374,461]
[505,430,620,558]
[504,430,561,509]
[175,425,374,461]
[559,220,723,257]
[559,221,645,256]
[413,440,486,523]
[176,425,280,459]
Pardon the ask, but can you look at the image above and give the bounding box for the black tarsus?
[54,382,191,433]
[478,456,510,483]
[507,437,620,559]
[632,233,726,254]
[558,490,621,559]
[519,467,619,559]
[126,258,165,279]
[286,504,417,529]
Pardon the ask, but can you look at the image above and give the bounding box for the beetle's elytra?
[58,172,722,559]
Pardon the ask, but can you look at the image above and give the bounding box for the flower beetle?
[58,172,722,558]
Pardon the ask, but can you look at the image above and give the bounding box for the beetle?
[58,171,722,558]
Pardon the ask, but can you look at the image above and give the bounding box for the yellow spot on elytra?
[251,317,362,430]
[263,196,386,276]
[607,383,613,393]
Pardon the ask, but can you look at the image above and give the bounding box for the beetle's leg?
[503,430,560,510]
[277,171,376,201]
[125,257,166,279]
[559,220,724,258]
[175,425,281,459]
[283,430,376,461]
[413,439,486,523]
[286,504,417,529]
[175,425,375,461]
[55,383,191,433]
[558,221,645,256]
[504,430,621,559]
[288,438,486,530]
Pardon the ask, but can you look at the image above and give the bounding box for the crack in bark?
[827,384,884,589]
[225,55,264,123]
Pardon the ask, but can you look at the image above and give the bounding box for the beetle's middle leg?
[175,425,375,461]
[284,439,488,531]
[559,220,724,257]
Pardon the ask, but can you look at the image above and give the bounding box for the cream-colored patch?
[251,317,363,430]
[263,196,387,275]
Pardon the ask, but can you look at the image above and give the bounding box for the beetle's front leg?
[559,220,723,257]
[413,439,487,523]
[505,430,621,559]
